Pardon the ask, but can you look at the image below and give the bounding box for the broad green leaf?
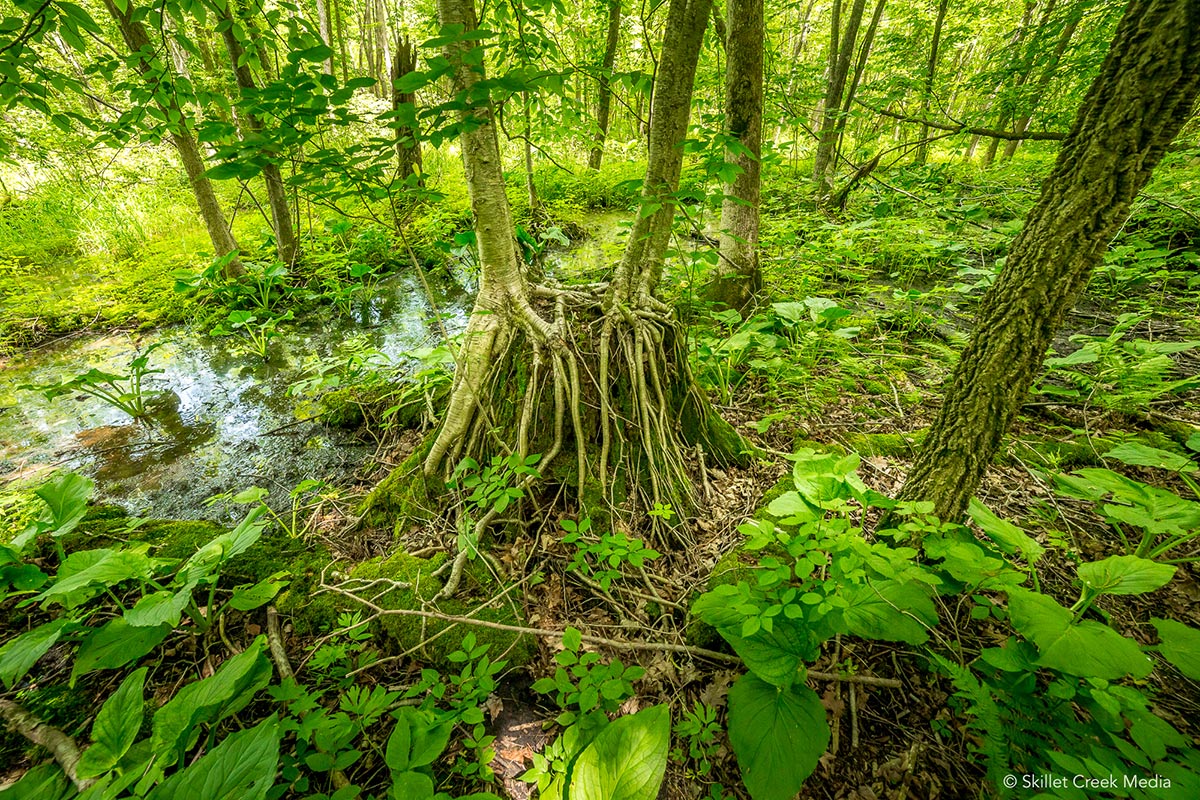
[38,548,155,607]
[727,675,828,800]
[126,587,194,627]
[228,573,289,611]
[0,619,73,688]
[1007,590,1151,680]
[72,619,170,682]
[968,498,1044,563]
[1078,555,1176,596]
[77,668,146,778]
[385,707,452,773]
[0,761,74,800]
[720,618,814,688]
[1152,618,1200,679]
[389,771,434,799]
[35,472,94,537]
[181,507,267,584]
[1103,442,1196,473]
[151,639,272,765]
[764,491,817,520]
[842,580,936,645]
[146,715,279,800]
[571,705,670,800]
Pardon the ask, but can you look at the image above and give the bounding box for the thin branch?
[854,98,1066,141]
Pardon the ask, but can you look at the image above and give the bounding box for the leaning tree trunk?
[812,0,868,202]
[218,6,299,266]
[703,0,762,311]
[423,0,742,558]
[588,0,623,170]
[913,0,949,165]
[1000,7,1081,161]
[897,0,1200,523]
[390,35,424,185]
[103,0,244,277]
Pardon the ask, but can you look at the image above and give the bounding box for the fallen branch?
[0,699,92,791]
[319,577,903,688]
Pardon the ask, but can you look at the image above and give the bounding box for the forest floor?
[2,151,1199,799]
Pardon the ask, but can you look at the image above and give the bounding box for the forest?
[0,0,1198,796]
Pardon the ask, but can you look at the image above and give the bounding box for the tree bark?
[897,0,1200,523]
[704,0,762,311]
[219,7,299,266]
[315,0,336,75]
[812,0,868,201]
[390,35,423,185]
[103,0,244,277]
[913,0,949,165]
[588,0,623,170]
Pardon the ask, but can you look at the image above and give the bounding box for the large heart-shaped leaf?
[727,675,828,800]
[146,715,279,800]
[1007,590,1151,679]
[843,580,936,645]
[571,705,670,800]
[1078,555,1175,596]
[1152,618,1200,679]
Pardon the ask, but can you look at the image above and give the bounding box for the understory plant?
[21,343,165,419]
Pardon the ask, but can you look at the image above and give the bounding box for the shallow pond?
[0,271,468,520]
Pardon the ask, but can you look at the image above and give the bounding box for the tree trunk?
[833,0,886,167]
[1001,7,1081,160]
[913,0,949,165]
[315,0,336,75]
[103,0,244,277]
[588,0,623,170]
[219,7,299,266]
[812,0,868,201]
[704,0,762,311]
[897,0,1200,523]
[390,35,424,185]
[773,0,817,145]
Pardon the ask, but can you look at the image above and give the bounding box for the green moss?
[844,429,928,457]
[349,550,535,668]
[320,387,366,429]
[358,437,443,537]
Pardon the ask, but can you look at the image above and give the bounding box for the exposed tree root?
[0,699,91,791]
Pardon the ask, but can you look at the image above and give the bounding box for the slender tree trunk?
[523,93,539,212]
[897,0,1200,523]
[914,0,949,165]
[704,0,762,311]
[103,0,244,276]
[218,6,299,266]
[833,0,886,167]
[1001,9,1081,160]
[315,0,336,75]
[773,0,817,145]
[391,35,424,185]
[812,0,868,201]
[588,0,623,170]
[333,0,349,82]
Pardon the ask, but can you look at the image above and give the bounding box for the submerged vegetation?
[1,0,1199,798]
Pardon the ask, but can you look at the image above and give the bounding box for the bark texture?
[104,0,244,276]
[588,0,623,170]
[704,0,762,311]
[390,35,424,185]
[219,8,299,266]
[898,0,1200,522]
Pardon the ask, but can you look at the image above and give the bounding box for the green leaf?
[1007,590,1151,680]
[842,580,936,645]
[38,548,155,607]
[720,619,814,688]
[151,639,272,765]
[389,771,434,799]
[1152,618,1200,679]
[1077,555,1176,596]
[967,498,1044,563]
[0,762,74,800]
[77,668,146,778]
[727,675,828,800]
[72,619,170,683]
[0,619,73,688]
[35,472,94,537]
[385,707,452,773]
[228,573,289,611]
[1103,442,1196,472]
[571,705,670,800]
[146,715,279,800]
[125,588,194,627]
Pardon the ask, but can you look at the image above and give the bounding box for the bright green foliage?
[532,626,645,727]
[561,517,660,591]
[20,343,164,419]
[726,676,827,800]
[571,705,670,800]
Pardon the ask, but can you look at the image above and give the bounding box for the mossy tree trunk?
[588,0,623,171]
[898,0,1200,523]
[424,0,741,543]
[390,35,424,186]
[217,4,299,267]
[103,0,244,278]
[703,0,762,311]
